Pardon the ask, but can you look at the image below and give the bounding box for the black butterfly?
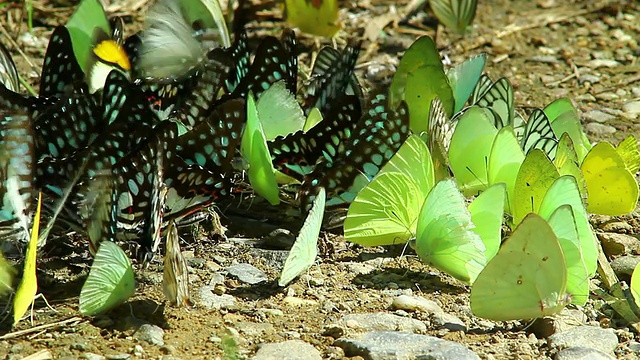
[298,91,411,210]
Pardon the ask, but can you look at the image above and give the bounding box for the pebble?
[226,263,268,285]
[105,354,130,360]
[80,354,106,360]
[610,255,640,278]
[432,312,466,332]
[623,101,640,117]
[585,122,616,136]
[132,345,144,357]
[556,347,615,360]
[600,221,634,233]
[283,296,318,307]
[599,233,640,257]
[339,312,426,333]
[531,309,587,338]
[587,59,620,68]
[134,323,165,346]
[197,286,238,310]
[334,331,480,359]
[391,295,443,314]
[583,110,615,123]
[548,325,618,355]
[252,340,322,360]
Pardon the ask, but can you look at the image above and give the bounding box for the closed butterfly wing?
[521,109,558,160]
[430,0,478,34]
[474,77,514,129]
[279,187,325,286]
[0,42,20,93]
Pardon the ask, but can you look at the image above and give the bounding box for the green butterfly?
[389,37,486,134]
[79,241,136,315]
[279,187,326,287]
[240,92,280,205]
[471,213,572,321]
[430,0,478,34]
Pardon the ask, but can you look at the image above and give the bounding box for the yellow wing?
[13,193,42,326]
[285,0,340,37]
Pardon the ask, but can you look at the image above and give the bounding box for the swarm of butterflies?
[1,0,639,327]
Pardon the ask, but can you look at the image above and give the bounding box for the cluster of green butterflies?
[339,36,640,321]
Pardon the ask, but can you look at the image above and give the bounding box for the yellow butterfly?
[285,0,340,37]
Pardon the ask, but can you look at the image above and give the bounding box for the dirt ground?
[1,0,640,359]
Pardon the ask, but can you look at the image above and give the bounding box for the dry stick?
[0,22,38,70]
[0,316,84,340]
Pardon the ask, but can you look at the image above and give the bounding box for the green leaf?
[66,0,110,72]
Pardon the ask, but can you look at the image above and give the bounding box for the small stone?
[132,345,144,356]
[197,286,238,310]
[339,312,426,333]
[585,122,616,136]
[556,347,615,360]
[258,308,284,317]
[335,331,479,359]
[599,233,640,257]
[433,312,467,332]
[226,263,268,285]
[623,101,640,116]
[322,324,346,338]
[548,326,618,355]
[587,59,620,68]
[253,340,322,360]
[583,110,615,123]
[342,262,376,275]
[610,256,640,278]
[134,323,165,346]
[595,92,619,101]
[80,354,106,360]
[105,354,130,360]
[391,295,443,314]
[70,343,87,351]
[283,296,318,307]
[208,272,225,285]
[530,309,587,338]
[600,221,633,233]
[160,345,177,355]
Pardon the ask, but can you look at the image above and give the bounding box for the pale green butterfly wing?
[554,134,588,203]
[487,126,524,214]
[537,175,598,277]
[474,77,514,129]
[512,149,559,225]
[471,213,570,321]
[631,263,640,310]
[279,187,326,286]
[547,205,589,306]
[13,194,41,326]
[414,179,486,284]
[448,106,497,196]
[345,135,434,246]
[446,53,486,113]
[616,135,640,175]
[241,93,280,205]
[430,0,478,34]
[468,183,505,261]
[345,173,424,246]
[544,98,591,162]
[470,74,492,104]
[79,241,136,316]
[389,37,454,132]
[257,81,306,140]
[163,221,190,306]
[427,97,456,181]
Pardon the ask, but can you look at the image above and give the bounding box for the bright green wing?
[512,149,559,225]
[414,179,486,284]
[279,187,326,286]
[241,93,280,205]
[471,213,570,321]
[448,106,497,196]
[257,81,307,140]
[537,176,598,276]
[554,133,588,203]
[79,241,136,316]
[546,205,589,305]
[581,142,638,216]
[345,135,434,246]
[631,263,640,310]
[468,183,505,261]
[66,0,111,73]
[616,135,640,175]
[487,125,524,214]
[389,37,454,131]
[544,98,591,162]
[446,53,486,113]
[285,0,340,37]
[13,194,42,326]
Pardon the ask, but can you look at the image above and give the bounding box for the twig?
[0,316,84,340]
[0,22,38,71]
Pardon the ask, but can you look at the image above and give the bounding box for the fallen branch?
[0,316,84,340]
